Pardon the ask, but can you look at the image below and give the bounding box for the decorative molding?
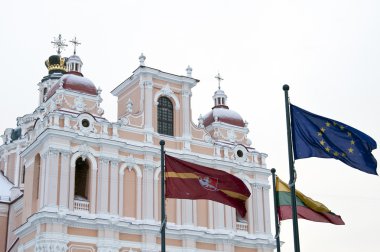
[153,84,180,110]
[35,238,68,252]
[126,98,133,114]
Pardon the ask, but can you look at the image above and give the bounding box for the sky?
[1,0,380,251]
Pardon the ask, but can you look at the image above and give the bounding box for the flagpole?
[271,168,281,252]
[282,84,300,252]
[160,140,166,252]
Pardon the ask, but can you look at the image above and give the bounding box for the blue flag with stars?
[290,104,377,175]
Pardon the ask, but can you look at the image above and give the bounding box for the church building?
[0,35,275,252]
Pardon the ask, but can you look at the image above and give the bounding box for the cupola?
[203,73,245,127]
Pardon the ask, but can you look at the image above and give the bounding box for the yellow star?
[318,132,322,136]
[347,132,352,137]
[320,140,325,146]
[325,147,330,152]
[342,153,346,157]
[321,127,326,133]
[348,147,354,153]
[326,122,331,127]
[340,125,345,130]
[351,140,355,145]
[334,151,339,156]
[333,122,337,126]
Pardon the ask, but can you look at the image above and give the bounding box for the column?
[90,163,97,213]
[263,185,272,234]
[136,171,142,219]
[208,201,213,229]
[213,202,225,229]
[256,184,265,233]
[98,158,110,214]
[250,184,260,233]
[68,155,75,211]
[109,160,119,215]
[224,147,229,160]
[47,150,59,207]
[63,115,70,129]
[181,200,193,225]
[59,151,70,209]
[118,169,124,216]
[142,164,154,220]
[39,152,47,208]
[247,192,254,234]
[144,80,154,143]
[182,88,191,150]
[225,205,233,230]
[176,199,182,225]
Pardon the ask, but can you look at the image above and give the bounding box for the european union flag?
[290,104,377,175]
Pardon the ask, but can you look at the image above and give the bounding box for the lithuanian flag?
[276,177,345,225]
[165,155,251,217]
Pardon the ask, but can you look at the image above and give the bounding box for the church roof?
[46,71,97,100]
[203,107,245,127]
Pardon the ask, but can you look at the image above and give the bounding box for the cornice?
[112,66,199,97]
[15,211,275,249]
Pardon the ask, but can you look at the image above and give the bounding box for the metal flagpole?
[160,140,166,252]
[271,168,281,252]
[282,84,301,252]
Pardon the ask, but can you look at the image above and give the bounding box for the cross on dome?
[215,72,224,90]
[69,37,81,55]
[51,34,67,55]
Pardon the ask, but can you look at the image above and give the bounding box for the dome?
[45,71,97,100]
[203,107,245,127]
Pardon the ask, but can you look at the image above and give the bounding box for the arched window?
[157,96,174,136]
[74,158,89,200]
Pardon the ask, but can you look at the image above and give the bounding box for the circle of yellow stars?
[317,121,356,157]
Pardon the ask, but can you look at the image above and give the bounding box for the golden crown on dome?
[45,56,66,71]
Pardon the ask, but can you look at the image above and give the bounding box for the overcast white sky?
[1,1,379,251]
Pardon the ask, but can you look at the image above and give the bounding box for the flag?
[290,104,377,175]
[165,155,251,217]
[275,176,345,225]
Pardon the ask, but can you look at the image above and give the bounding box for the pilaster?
[59,151,70,209]
[98,158,110,214]
[109,160,119,215]
[142,164,154,220]
[39,151,48,208]
[263,185,271,234]
[143,80,154,143]
[213,202,225,229]
[47,150,59,207]
[181,89,192,148]
[181,200,193,225]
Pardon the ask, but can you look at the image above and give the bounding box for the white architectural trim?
[153,84,180,110]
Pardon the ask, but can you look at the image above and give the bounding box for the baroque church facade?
[0,36,275,252]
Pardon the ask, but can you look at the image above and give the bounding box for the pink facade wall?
[0,213,8,252]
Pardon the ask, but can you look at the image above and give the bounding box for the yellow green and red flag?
[276,176,345,225]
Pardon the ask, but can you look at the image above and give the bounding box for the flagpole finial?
[283,84,289,91]
[160,140,165,146]
[271,168,276,174]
